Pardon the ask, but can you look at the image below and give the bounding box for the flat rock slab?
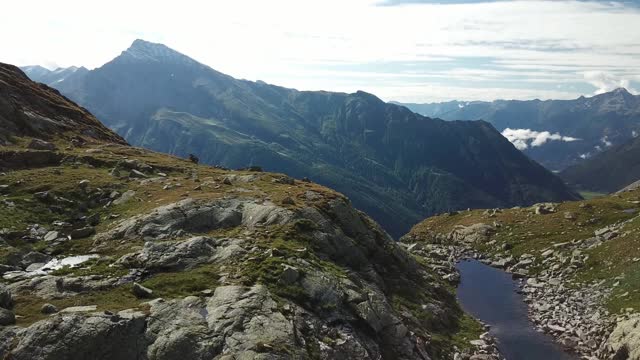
[60,305,98,313]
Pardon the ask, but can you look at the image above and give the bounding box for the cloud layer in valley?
[502,128,580,150]
[1,0,639,102]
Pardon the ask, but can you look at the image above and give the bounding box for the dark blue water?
[456,259,576,360]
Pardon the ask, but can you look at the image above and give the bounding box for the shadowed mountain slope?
[23,40,580,237]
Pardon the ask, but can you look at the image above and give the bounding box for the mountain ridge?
[22,39,581,237]
[561,134,640,193]
[0,62,496,359]
[397,89,640,170]
[0,63,125,146]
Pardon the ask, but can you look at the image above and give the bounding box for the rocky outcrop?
[147,286,298,359]
[449,223,496,244]
[2,284,424,360]
[6,311,147,360]
[96,198,294,242]
[1,189,474,359]
[7,275,117,299]
[0,63,126,145]
[607,315,640,359]
[117,236,245,271]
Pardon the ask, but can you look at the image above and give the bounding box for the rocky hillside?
[23,40,580,238]
[402,187,640,359]
[561,135,640,193]
[0,62,494,359]
[399,89,640,171]
[0,64,124,146]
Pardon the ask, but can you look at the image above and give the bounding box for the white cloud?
[633,130,638,138]
[601,135,613,147]
[584,71,639,94]
[501,128,580,150]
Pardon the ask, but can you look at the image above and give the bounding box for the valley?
[3,47,640,358]
[22,40,580,238]
[0,62,504,359]
[398,90,640,172]
[2,0,640,356]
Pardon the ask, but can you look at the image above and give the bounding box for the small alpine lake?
[456,259,577,360]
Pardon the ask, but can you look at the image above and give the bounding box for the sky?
[2,0,640,103]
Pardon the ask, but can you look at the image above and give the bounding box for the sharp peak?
[599,87,635,97]
[119,39,197,65]
[128,39,172,51]
[612,87,630,94]
[594,87,639,100]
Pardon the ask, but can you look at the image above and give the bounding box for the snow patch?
[2,254,99,280]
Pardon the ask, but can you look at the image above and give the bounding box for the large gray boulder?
[7,275,116,299]
[145,297,217,360]
[6,311,147,360]
[118,236,245,271]
[97,198,294,241]
[204,285,295,356]
[27,139,57,151]
[145,286,299,360]
[607,315,640,359]
[449,223,496,243]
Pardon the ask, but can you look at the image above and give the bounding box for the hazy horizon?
[2,0,640,103]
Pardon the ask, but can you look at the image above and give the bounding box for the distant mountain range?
[22,39,580,237]
[561,134,640,193]
[397,90,640,171]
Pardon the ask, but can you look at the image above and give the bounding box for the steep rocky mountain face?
[0,61,494,359]
[402,188,640,359]
[24,40,580,237]
[560,135,640,193]
[0,64,124,146]
[399,90,640,171]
